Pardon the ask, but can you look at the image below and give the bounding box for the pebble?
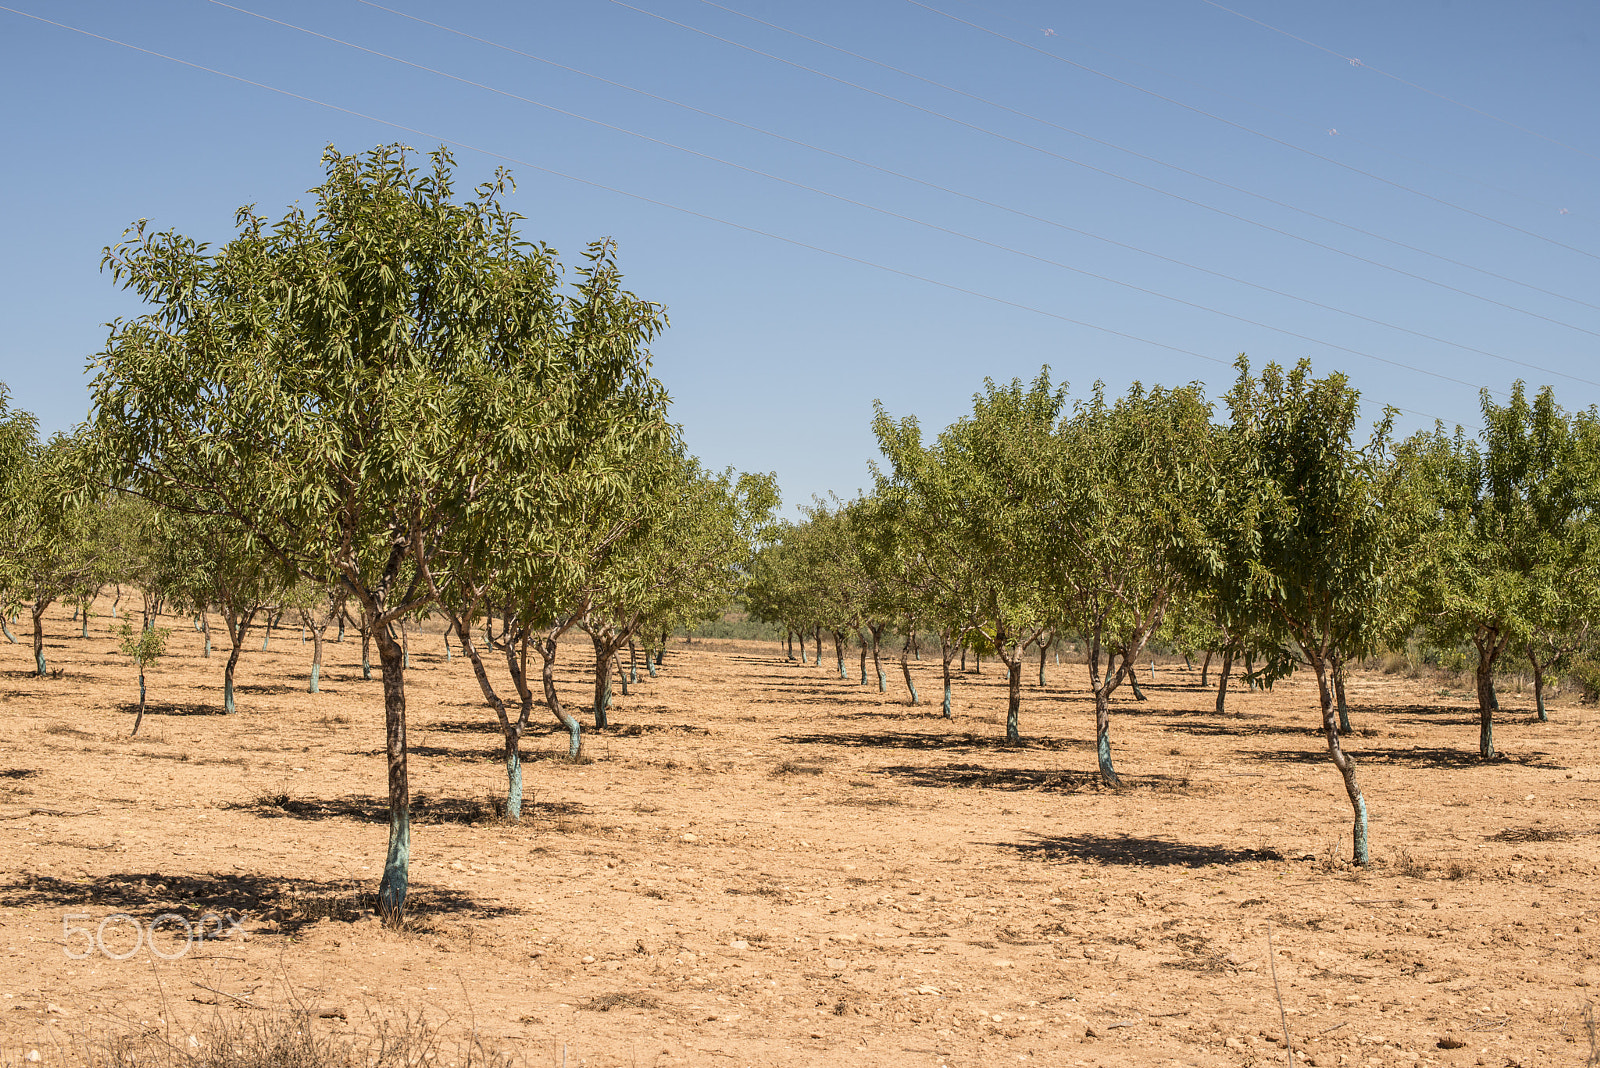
[730,939,749,950]
[680,833,698,843]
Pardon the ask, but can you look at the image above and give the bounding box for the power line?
[329,0,1600,388]
[1194,0,1600,166]
[614,0,1600,336]
[0,2,1479,418]
[943,0,1595,228]
[212,0,1590,388]
[904,0,1600,264]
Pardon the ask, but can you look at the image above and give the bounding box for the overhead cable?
[0,2,1483,415]
[612,0,1600,335]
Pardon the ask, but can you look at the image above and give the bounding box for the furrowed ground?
[1,600,1597,1068]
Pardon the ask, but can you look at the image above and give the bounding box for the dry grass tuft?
[577,991,661,1013]
[16,1006,509,1068]
[769,760,826,777]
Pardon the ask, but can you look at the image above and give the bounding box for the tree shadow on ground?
[881,763,1197,794]
[0,870,517,933]
[997,832,1284,867]
[111,702,230,718]
[1165,721,1326,739]
[605,722,711,737]
[0,768,39,779]
[1245,745,1563,770]
[221,791,588,825]
[235,683,303,696]
[781,730,1085,753]
[1154,707,1275,721]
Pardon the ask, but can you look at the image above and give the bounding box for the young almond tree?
[583,454,778,730]
[287,582,347,694]
[1401,384,1600,758]
[88,144,612,922]
[873,372,1062,743]
[120,619,171,737]
[1049,382,1212,786]
[429,397,674,814]
[0,430,106,677]
[1189,358,1411,865]
[0,385,37,646]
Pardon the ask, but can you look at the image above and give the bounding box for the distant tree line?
[744,364,1600,866]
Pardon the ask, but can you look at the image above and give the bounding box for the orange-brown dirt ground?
[1,597,1597,1068]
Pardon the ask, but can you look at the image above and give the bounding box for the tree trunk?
[538,637,583,758]
[617,643,630,696]
[1474,630,1508,760]
[858,630,869,686]
[1528,647,1548,722]
[1200,648,1212,688]
[628,638,638,685]
[224,627,243,715]
[309,623,324,694]
[31,603,47,677]
[1003,655,1022,743]
[400,621,410,671]
[131,668,147,737]
[870,625,886,692]
[899,626,918,706]
[453,618,530,821]
[374,619,411,923]
[1086,634,1121,786]
[199,612,211,658]
[1215,648,1235,714]
[645,642,658,677]
[1128,658,1148,701]
[833,630,847,680]
[1311,649,1368,865]
[1037,640,1048,687]
[361,623,372,681]
[960,645,966,673]
[1334,656,1351,734]
[940,632,955,719]
[814,626,823,667]
[0,615,14,644]
[592,636,612,730]
[784,629,793,661]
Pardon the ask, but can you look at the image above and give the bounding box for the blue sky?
[2,0,1596,510]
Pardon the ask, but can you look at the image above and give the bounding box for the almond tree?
[1402,384,1600,757]
[88,144,596,922]
[0,429,105,677]
[288,582,347,694]
[1189,358,1410,865]
[0,386,36,648]
[873,372,1061,743]
[1049,382,1212,785]
[583,454,778,728]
